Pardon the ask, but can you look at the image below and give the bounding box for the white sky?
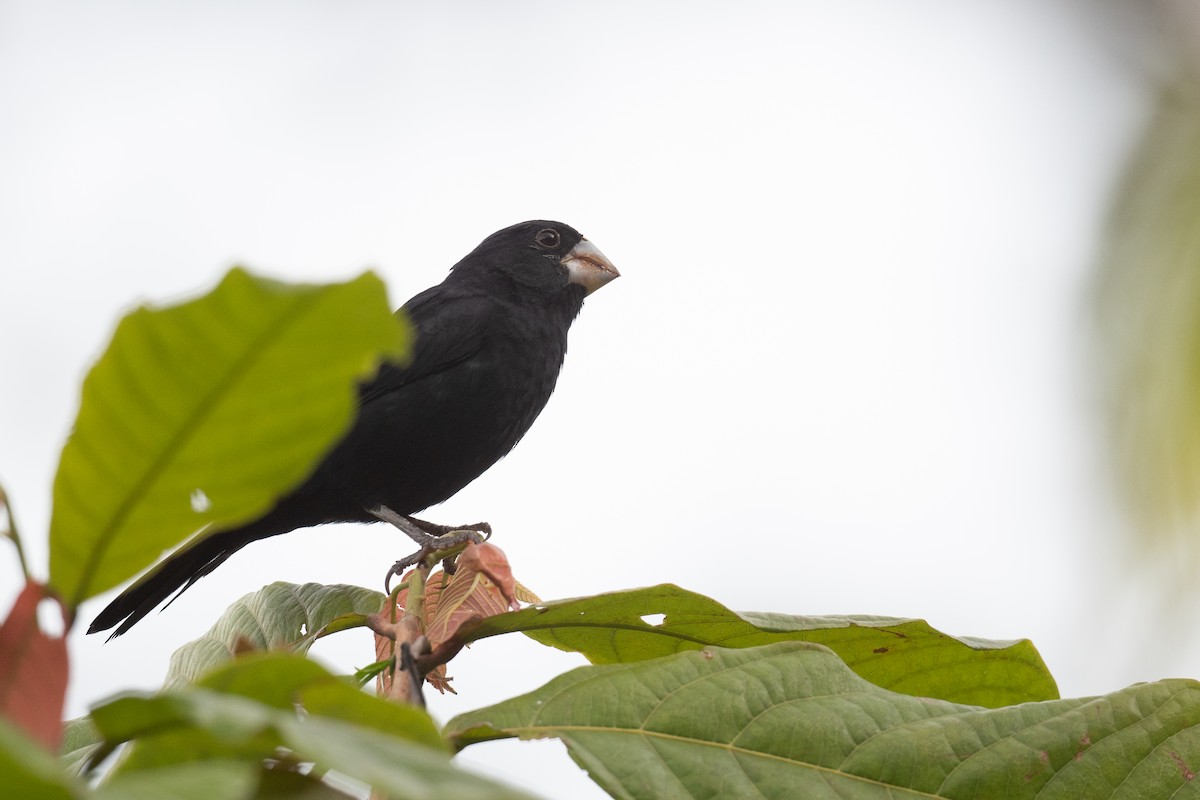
[0,1,1177,797]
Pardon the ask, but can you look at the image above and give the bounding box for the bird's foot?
[385,526,489,589]
[368,505,492,592]
[404,515,493,543]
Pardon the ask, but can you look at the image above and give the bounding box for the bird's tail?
[86,515,283,640]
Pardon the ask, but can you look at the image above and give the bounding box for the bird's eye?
[534,229,560,249]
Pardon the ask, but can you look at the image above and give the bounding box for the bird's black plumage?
[88,220,618,638]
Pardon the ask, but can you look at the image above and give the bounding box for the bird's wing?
[357,286,492,406]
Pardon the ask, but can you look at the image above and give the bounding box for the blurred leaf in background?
[1095,2,1200,575]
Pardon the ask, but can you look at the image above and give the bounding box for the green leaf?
[297,679,446,751]
[90,693,279,771]
[193,651,445,751]
[90,653,533,799]
[48,268,410,607]
[97,693,530,799]
[0,718,85,800]
[192,650,337,708]
[1096,86,1200,560]
[277,715,533,800]
[447,641,1200,800]
[252,768,360,800]
[163,582,383,687]
[92,761,258,800]
[461,584,1056,706]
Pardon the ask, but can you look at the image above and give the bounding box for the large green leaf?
[0,718,84,800]
[92,762,258,800]
[460,584,1056,706]
[88,737,325,799]
[193,652,445,751]
[163,582,383,688]
[87,654,534,800]
[249,769,360,800]
[48,268,409,607]
[447,641,1200,800]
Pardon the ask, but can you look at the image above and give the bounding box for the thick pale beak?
[563,238,619,294]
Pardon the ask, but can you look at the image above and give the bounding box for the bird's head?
[452,220,619,302]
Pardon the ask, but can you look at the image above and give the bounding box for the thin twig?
[0,482,29,579]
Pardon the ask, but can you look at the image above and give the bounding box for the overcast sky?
[0,2,1176,797]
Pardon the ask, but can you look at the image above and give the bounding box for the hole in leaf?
[640,613,666,627]
[190,488,212,513]
[37,597,64,638]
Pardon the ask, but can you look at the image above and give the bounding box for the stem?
[0,482,29,579]
[406,562,428,621]
[387,580,409,623]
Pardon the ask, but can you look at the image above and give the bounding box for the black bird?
[89,220,619,638]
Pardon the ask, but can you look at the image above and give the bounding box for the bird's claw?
[384,552,425,594]
[371,506,490,593]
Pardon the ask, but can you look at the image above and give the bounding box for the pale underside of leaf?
[165,582,384,687]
